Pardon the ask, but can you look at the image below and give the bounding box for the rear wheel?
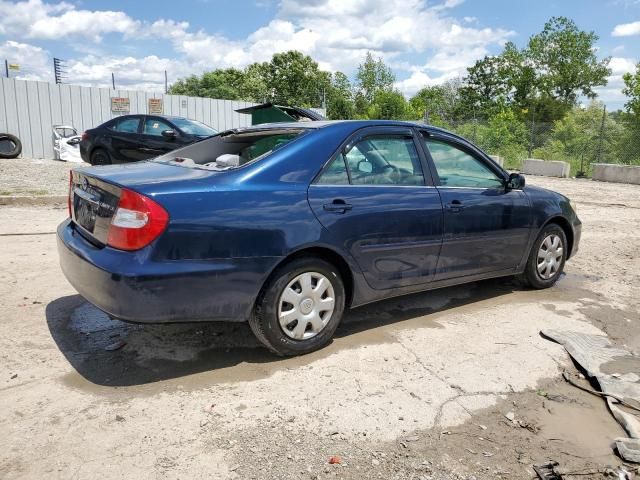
[519,223,567,289]
[249,257,345,356]
[90,148,111,165]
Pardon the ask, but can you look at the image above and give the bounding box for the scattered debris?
[10,373,17,379]
[115,415,125,422]
[542,330,640,462]
[504,412,515,422]
[104,340,126,351]
[615,437,640,463]
[533,461,563,480]
[328,455,341,465]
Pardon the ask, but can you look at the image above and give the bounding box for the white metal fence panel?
[0,78,259,159]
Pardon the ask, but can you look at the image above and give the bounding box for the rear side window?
[110,117,140,134]
[152,129,304,170]
[316,135,425,186]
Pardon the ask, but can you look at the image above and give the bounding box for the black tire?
[249,257,346,356]
[0,133,22,159]
[518,223,567,289]
[90,148,111,165]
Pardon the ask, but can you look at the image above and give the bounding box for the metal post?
[4,59,8,78]
[528,106,536,158]
[596,104,606,164]
[112,72,115,90]
[164,70,168,94]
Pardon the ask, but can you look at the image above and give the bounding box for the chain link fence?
[427,111,640,177]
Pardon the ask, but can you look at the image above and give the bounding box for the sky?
[0,0,639,110]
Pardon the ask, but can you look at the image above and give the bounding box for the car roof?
[228,119,454,135]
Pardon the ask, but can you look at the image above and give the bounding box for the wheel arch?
[258,245,356,309]
[541,215,574,259]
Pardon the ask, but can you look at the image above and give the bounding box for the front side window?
[339,135,424,186]
[424,137,503,188]
[115,117,140,134]
[143,118,173,136]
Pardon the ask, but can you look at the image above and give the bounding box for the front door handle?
[323,200,352,214]
[445,200,464,213]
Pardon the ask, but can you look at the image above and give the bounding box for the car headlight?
[569,199,578,214]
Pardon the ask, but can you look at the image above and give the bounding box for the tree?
[461,17,611,123]
[409,79,466,126]
[265,51,328,107]
[169,68,247,99]
[326,72,355,120]
[623,62,640,117]
[367,90,409,120]
[528,17,611,104]
[356,52,395,104]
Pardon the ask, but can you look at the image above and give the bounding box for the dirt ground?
[1,176,639,480]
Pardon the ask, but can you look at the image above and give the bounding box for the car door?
[107,116,145,162]
[307,127,444,290]
[420,132,531,281]
[138,116,182,159]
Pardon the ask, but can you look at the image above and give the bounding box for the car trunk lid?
[70,171,121,245]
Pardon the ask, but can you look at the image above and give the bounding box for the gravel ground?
[1,176,639,479]
[0,158,83,196]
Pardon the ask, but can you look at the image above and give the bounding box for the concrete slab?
[522,158,570,178]
[592,163,640,185]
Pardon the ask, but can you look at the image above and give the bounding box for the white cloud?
[0,0,140,41]
[0,0,515,96]
[612,21,640,37]
[0,40,50,80]
[594,56,638,109]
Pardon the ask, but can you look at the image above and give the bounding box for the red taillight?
[68,171,73,218]
[107,189,169,251]
[81,132,90,141]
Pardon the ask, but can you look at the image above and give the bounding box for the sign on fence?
[111,97,130,113]
[148,98,163,114]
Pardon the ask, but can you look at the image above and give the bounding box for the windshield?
[152,128,305,170]
[171,118,217,136]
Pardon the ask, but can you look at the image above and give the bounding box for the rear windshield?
[151,129,305,170]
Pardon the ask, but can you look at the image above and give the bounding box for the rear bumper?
[57,219,280,323]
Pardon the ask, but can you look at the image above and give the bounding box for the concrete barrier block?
[592,163,640,185]
[489,155,504,167]
[522,159,570,178]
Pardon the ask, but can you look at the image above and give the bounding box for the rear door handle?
[445,200,464,213]
[323,200,352,214]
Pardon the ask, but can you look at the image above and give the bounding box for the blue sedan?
[58,120,581,356]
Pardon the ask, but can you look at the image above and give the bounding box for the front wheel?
[249,257,345,356]
[519,224,567,289]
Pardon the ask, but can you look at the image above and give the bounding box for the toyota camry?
[58,120,581,356]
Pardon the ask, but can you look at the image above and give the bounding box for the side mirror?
[507,173,525,190]
[161,129,177,139]
[66,137,81,146]
[357,160,373,174]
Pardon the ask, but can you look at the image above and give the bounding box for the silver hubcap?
[278,272,336,340]
[537,234,564,280]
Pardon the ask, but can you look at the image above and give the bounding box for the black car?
[80,115,217,165]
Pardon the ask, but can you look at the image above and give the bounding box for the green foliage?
[169,68,246,99]
[461,17,610,123]
[623,62,640,117]
[367,90,410,120]
[409,79,466,126]
[169,51,327,107]
[356,52,395,104]
[533,102,625,174]
[326,72,355,120]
